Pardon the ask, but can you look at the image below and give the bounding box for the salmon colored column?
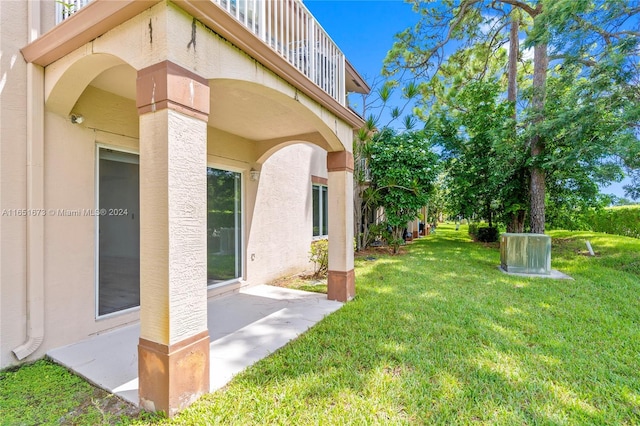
[136,61,210,417]
[412,218,420,239]
[326,151,355,302]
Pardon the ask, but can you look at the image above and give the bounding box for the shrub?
[468,223,479,238]
[468,222,500,242]
[367,222,393,248]
[584,205,640,239]
[309,239,328,278]
[477,227,499,242]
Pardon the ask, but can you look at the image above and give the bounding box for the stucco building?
[0,0,368,415]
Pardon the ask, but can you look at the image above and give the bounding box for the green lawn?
[0,359,155,425]
[165,224,640,425]
[2,224,639,425]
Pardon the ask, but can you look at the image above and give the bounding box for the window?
[207,167,242,286]
[312,184,328,237]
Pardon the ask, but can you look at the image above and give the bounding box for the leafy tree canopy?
[367,128,440,252]
[384,0,640,230]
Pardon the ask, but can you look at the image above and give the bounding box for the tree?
[424,174,448,224]
[622,136,640,200]
[368,128,440,253]
[352,79,421,251]
[537,61,637,226]
[625,170,640,201]
[608,195,639,206]
[385,0,640,233]
[429,79,515,228]
[418,39,529,231]
[505,8,528,232]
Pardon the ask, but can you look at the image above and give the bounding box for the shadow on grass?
[172,224,640,425]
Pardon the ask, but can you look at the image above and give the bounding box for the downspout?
[13,0,45,360]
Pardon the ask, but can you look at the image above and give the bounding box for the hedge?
[584,205,640,239]
[468,222,500,243]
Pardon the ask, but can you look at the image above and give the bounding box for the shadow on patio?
[48,285,342,406]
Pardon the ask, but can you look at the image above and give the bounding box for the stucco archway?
[45,53,135,118]
[207,78,348,157]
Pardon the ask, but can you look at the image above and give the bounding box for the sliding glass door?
[207,168,242,285]
[97,158,241,314]
[97,148,140,316]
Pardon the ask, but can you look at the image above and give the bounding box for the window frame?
[205,165,245,289]
[312,182,328,238]
[95,144,141,320]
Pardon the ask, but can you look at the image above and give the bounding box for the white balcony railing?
[214,0,346,105]
[55,0,347,105]
[55,0,92,24]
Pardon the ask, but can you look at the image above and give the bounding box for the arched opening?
[207,78,345,153]
[46,53,134,118]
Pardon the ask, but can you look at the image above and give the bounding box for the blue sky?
[304,0,631,199]
[305,0,417,82]
[305,0,420,125]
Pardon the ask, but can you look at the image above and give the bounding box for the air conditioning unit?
[500,233,551,275]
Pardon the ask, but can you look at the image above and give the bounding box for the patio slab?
[48,285,342,406]
[498,266,574,280]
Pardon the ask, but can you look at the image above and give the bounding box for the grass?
[2,224,639,424]
[160,224,640,424]
[0,359,156,425]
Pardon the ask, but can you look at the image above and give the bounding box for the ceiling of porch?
[89,65,316,142]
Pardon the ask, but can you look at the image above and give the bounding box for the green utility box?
[500,233,551,275]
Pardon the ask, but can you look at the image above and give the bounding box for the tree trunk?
[392,226,403,254]
[487,201,493,228]
[508,12,518,112]
[354,185,363,251]
[505,12,527,233]
[425,202,430,226]
[529,41,548,234]
[507,209,526,233]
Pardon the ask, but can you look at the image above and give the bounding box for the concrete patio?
[48,285,342,406]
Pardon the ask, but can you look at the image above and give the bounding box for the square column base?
[327,269,355,302]
[138,330,210,417]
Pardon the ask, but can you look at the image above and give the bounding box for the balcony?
[55,0,92,23]
[56,0,348,105]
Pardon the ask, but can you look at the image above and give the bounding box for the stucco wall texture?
[1,0,29,368]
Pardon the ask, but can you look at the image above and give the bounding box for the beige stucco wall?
[0,0,58,368]
[41,90,141,356]
[139,108,209,346]
[246,143,328,285]
[1,0,353,368]
[1,0,29,368]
